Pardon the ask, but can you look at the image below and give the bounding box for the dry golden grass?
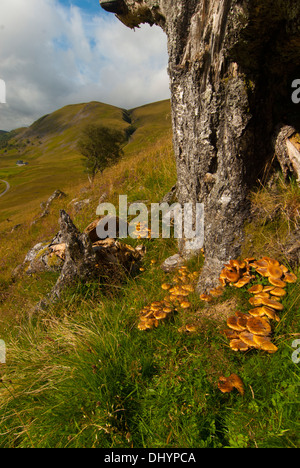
[0,131,175,320]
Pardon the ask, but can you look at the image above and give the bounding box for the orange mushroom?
[246,316,271,336]
[268,277,287,288]
[284,272,297,283]
[218,373,245,395]
[252,335,278,353]
[270,287,286,297]
[200,293,213,302]
[267,264,283,279]
[230,339,249,352]
[248,284,263,294]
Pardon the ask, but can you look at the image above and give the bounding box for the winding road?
[0,180,10,198]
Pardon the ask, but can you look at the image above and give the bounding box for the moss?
[34,245,50,261]
[46,253,64,269]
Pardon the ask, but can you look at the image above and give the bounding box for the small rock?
[160,254,185,272]
[73,199,90,213]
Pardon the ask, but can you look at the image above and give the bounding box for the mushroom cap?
[270,287,286,297]
[200,293,213,302]
[256,259,269,268]
[151,302,162,309]
[245,257,256,264]
[161,283,172,290]
[209,286,224,297]
[249,296,263,307]
[268,277,287,288]
[210,288,222,297]
[246,316,271,336]
[222,328,239,340]
[180,301,191,309]
[263,285,275,292]
[140,314,151,322]
[228,373,245,395]
[227,315,247,332]
[239,331,260,348]
[230,339,249,352]
[284,272,297,283]
[154,310,168,320]
[218,373,244,394]
[169,294,179,302]
[265,257,280,267]
[138,322,148,331]
[255,292,271,299]
[218,376,234,393]
[234,277,251,288]
[237,315,248,330]
[260,297,284,310]
[256,267,269,277]
[231,259,246,270]
[177,289,190,297]
[248,284,263,294]
[219,269,228,280]
[181,284,195,293]
[260,306,280,321]
[280,264,289,273]
[249,307,265,317]
[252,335,278,353]
[267,264,283,279]
[219,278,227,287]
[185,323,197,333]
[163,307,173,314]
[145,310,156,318]
[225,271,240,283]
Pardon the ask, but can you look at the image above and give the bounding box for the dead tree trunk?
[100,0,300,291]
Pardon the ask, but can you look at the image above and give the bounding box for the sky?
[0,0,170,131]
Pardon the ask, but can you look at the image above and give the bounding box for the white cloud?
[0,0,169,131]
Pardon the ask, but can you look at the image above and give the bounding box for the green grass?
[0,242,299,448]
[0,181,6,194]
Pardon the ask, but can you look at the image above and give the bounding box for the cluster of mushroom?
[137,266,198,331]
[222,256,297,354]
[200,258,257,303]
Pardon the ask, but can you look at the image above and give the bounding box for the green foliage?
[78,125,125,181]
[0,238,299,448]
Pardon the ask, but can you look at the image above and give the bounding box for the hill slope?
[0,99,171,224]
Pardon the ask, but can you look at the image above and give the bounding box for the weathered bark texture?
[100,0,300,291]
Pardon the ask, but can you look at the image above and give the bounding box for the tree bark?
[100,0,300,291]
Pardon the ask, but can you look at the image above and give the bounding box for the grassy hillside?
[0,99,299,448]
[0,100,171,225]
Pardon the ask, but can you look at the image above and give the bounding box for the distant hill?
[0,99,172,221]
